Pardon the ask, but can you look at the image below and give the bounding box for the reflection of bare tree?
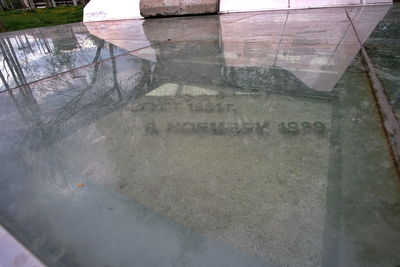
[45,39,105,133]
[0,32,52,90]
[0,0,14,10]
[0,27,115,91]
[0,65,9,90]
[1,70,40,126]
[1,29,156,146]
[1,37,109,134]
[109,44,122,101]
[1,23,146,100]
[34,42,154,143]
[0,38,41,124]
[0,38,28,86]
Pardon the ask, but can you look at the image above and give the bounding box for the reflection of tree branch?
[40,59,154,145]
[5,38,27,84]
[3,38,107,137]
[0,39,22,86]
[46,40,105,132]
[2,71,41,125]
[0,68,9,90]
[109,44,122,101]
[6,38,156,146]
[0,38,40,120]
[1,32,157,148]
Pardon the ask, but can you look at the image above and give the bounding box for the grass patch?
[0,6,84,32]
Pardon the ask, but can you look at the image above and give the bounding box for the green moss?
[0,6,84,32]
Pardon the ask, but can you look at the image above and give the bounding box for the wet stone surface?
[0,4,400,267]
[364,3,400,119]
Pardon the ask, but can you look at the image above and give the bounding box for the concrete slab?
[219,0,392,13]
[0,226,44,267]
[140,0,219,17]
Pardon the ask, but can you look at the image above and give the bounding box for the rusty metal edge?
[346,9,400,177]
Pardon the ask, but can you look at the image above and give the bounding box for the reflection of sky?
[85,6,390,93]
[0,30,126,91]
[1,6,390,94]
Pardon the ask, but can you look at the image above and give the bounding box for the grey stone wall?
[140,0,219,17]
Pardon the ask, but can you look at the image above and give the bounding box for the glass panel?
[0,23,148,91]
[0,4,399,267]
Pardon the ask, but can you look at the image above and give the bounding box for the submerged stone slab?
[2,4,400,267]
[140,0,218,17]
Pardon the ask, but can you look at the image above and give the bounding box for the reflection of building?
[86,5,389,94]
[2,5,390,144]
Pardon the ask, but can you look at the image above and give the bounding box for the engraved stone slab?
[90,84,332,266]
